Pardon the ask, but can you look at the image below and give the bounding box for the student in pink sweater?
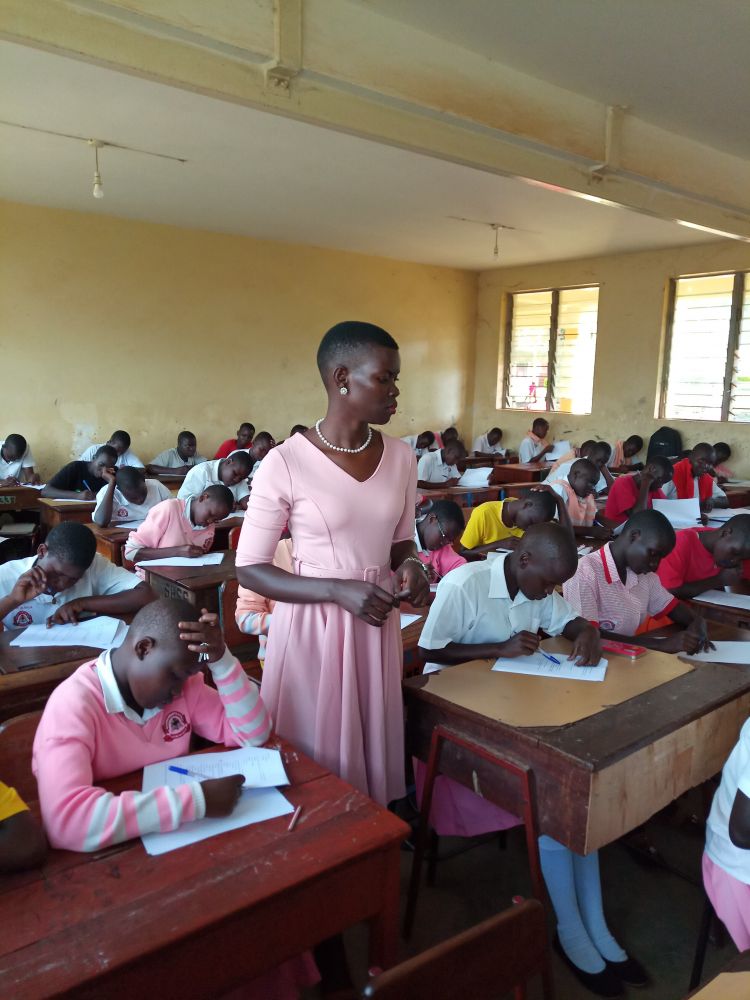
[414,499,467,581]
[124,485,233,575]
[32,597,272,852]
[235,537,293,663]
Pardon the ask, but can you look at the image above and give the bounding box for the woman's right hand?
[331,579,396,627]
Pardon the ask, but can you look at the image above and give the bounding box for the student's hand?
[179,609,226,662]
[445,478,460,487]
[0,476,20,488]
[80,490,95,501]
[394,558,430,606]
[10,564,48,606]
[47,599,87,626]
[590,525,613,540]
[718,565,744,588]
[29,473,42,485]
[331,580,396,627]
[701,498,715,514]
[661,619,715,655]
[202,774,244,817]
[179,544,206,558]
[568,625,601,666]
[235,496,250,511]
[496,631,540,657]
[101,468,117,486]
[178,465,192,475]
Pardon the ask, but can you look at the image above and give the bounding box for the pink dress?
[236,433,417,806]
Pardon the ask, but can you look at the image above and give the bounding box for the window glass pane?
[505,290,552,410]
[730,283,750,422]
[665,274,733,421]
[553,286,598,414]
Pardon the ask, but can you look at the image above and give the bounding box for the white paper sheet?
[163,747,289,788]
[686,642,750,664]
[10,616,127,648]
[544,440,571,462]
[141,753,293,856]
[43,497,95,504]
[15,483,46,490]
[694,589,750,611]
[706,507,750,522]
[577,545,593,556]
[491,650,608,682]
[137,552,225,567]
[400,612,422,629]
[457,468,491,487]
[652,497,702,529]
[110,519,144,528]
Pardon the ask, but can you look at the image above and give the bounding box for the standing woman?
[236,321,429,806]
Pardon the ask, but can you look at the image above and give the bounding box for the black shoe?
[605,954,650,988]
[553,936,624,997]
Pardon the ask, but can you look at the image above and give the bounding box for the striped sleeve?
[561,560,600,626]
[236,609,272,636]
[646,573,680,618]
[207,647,272,745]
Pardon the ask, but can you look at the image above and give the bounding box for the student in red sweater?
[661,443,728,514]
[214,422,255,459]
[603,456,673,528]
[656,515,750,599]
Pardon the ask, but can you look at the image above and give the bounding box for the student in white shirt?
[147,431,207,475]
[551,442,613,496]
[416,440,467,489]
[0,522,153,628]
[81,430,144,469]
[518,418,554,464]
[401,431,437,459]
[471,427,506,457]
[177,453,252,509]
[418,523,646,994]
[0,434,39,484]
[92,467,172,527]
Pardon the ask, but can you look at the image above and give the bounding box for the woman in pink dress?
[236,321,430,807]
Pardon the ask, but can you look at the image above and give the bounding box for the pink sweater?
[32,648,272,851]
[124,498,215,576]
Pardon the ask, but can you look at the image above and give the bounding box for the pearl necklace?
[315,419,373,454]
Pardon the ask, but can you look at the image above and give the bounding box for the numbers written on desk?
[0,496,16,504]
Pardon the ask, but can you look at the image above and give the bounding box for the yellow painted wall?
[0,200,477,477]
[473,240,750,476]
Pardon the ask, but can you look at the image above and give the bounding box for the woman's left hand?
[394,559,430,606]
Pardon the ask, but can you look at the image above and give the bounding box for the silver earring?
[339,386,348,395]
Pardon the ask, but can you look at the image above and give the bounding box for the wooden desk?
[0,632,99,721]
[37,498,95,529]
[462,455,509,469]
[144,550,235,614]
[0,741,408,998]
[490,463,547,484]
[213,514,244,550]
[154,473,186,489]
[422,485,500,508]
[725,485,750,508]
[403,623,750,855]
[90,524,130,565]
[0,487,41,513]
[689,583,750,631]
[688,948,750,997]
[400,603,427,678]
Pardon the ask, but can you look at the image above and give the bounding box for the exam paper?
[544,440,571,462]
[161,747,289,788]
[141,755,293,856]
[685,642,750,665]
[137,552,225,567]
[457,468,491,488]
[652,497,702,529]
[45,497,95,504]
[694,589,750,611]
[400,612,422,629]
[10,616,127,649]
[706,507,750,522]
[492,651,608,682]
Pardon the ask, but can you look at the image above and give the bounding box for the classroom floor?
[315,789,737,999]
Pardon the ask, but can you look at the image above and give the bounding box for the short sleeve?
[235,448,292,568]
[549,482,566,502]
[92,485,109,526]
[461,507,484,549]
[661,480,678,500]
[48,463,76,490]
[155,482,172,502]
[177,465,202,500]
[125,452,145,469]
[418,578,473,650]
[21,448,35,469]
[150,450,169,466]
[518,439,533,464]
[79,446,96,462]
[392,449,417,544]
[124,505,165,558]
[712,479,727,499]
[0,781,28,822]
[604,479,629,521]
[539,590,578,636]
[472,436,482,453]
[90,555,142,595]
[646,573,679,617]
[417,453,432,480]
[562,561,601,625]
[656,536,688,590]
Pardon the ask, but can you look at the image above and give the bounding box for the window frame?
[659,270,747,423]
[501,283,598,414]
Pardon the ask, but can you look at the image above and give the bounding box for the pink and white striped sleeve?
[207,648,272,745]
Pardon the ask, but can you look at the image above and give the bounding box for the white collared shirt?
[417,450,459,484]
[552,459,607,494]
[419,552,577,655]
[177,459,249,503]
[150,448,207,469]
[92,479,171,526]
[472,433,506,456]
[80,444,144,469]
[0,440,36,479]
[662,477,726,501]
[96,648,162,725]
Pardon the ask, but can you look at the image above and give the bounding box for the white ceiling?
[355,0,750,159]
[0,39,719,270]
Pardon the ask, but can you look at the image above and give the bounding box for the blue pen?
[541,651,561,665]
[168,764,207,780]
[82,479,92,493]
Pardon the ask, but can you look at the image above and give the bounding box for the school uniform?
[603,473,667,526]
[177,459,249,504]
[0,440,36,480]
[80,444,144,469]
[460,500,524,549]
[124,498,216,576]
[47,461,107,495]
[548,478,597,526]
[656,526,718,591]
[662,457,726,501]
[564,543,678,633]
[235,538,293,660]
[551,458,607,494]
[214,438,250,460]
[417,450,460,484]
[414,521,465,580]
[0,554,142,629]
[704,717,750,949]
[518,433,546,464]
[92,479,171,526]
[149,448,207,469]
[0,781,28,822]
[471,433,506,456]
[401,435,436,459]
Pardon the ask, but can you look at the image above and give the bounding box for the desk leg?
[368,844,401,971]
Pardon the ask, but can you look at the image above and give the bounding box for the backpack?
[647,426,682,461]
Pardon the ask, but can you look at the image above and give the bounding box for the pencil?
[287,804,303,831]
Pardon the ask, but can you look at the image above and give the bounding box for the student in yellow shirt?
[0,780,47,873]
[461,486,570,556]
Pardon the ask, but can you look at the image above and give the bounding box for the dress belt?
[293,557,391,584]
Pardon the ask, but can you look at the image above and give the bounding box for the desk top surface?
[0,628,100,678]
[37,497,95,510]
[143,549,236,586]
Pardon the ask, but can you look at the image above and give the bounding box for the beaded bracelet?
[402,555,429,576]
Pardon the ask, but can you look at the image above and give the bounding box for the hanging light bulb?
[89,140,104,199]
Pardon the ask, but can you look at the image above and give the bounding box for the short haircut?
[129,597,199,641]
[316,321,399,375]
[626,434,644,451]
[202,483,234,509]
[109,430,131,449]
[580,439,596,452]
[623,509,676,548]
[252,431,274,448]
[420,430,436,445]
[591,441,611,462]
[570,457,598,477]
[532,417,549,432]
[46,522,97,569]
[445,438,467,457]
[726,513,750,545]
[488,427,502,437]
[239,422,255,434]
[290,424,308,435]
[518,487,557,520]
[226,450,252,473]
[714,441,731,458]
[177,430,196,444]
[116,466,145,491]
[521,521,578,573]
[692,441,713,456]
[429,499,464,531]
[4,433,27,456]
[94,445,118,463]
[647,455,673,478]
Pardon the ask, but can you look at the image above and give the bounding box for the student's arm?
[460,538,518,557]
[47,582,154,625]
[531,483,576,541]
[598,465,615,494]
[560,617,601,665]
[419,631,541,666]
[92,473,117,527]
[729,789,750,850]
[574,523,611,540]
[662,565,743,600]
[528,443,554,464]
[0,563,48,625]
[131,546,205,562]
[42,466,94,501]
[0,810,47,873]
[147,463,189,476]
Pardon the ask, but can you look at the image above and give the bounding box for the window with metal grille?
[500,286,599,413]
[661,272,750,422]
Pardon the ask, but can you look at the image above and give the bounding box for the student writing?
[460,486,569,556]
[214,422,255,459]
[518,417,553,464]
[656,515,750,599]
[81,429,143,468]
[416,439,467,489]
[92,467,171,527]
[413,500,466,580]
[0,434,40,485]
[602,456,673,528]
[147,431,207,475]
[471,427,506,457]
[547,458,612,540]
[662,442,728,512]
[41,445,118,500]
[177,453,253,510]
